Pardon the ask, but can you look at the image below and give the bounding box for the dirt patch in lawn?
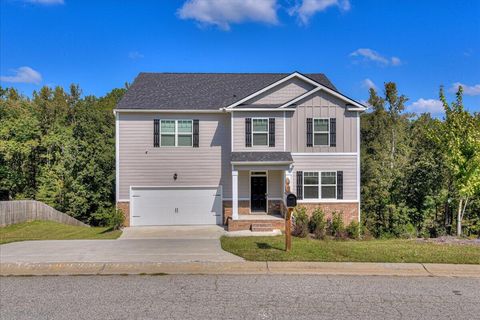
[416,236,480,246]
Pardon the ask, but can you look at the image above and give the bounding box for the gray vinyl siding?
[246,77,314,105]
[118,112,231,200]
[238,171,249,199]
[292,154,358,201]
[286,90,358,153]
[268,170,283,198]
[232,111,285,151]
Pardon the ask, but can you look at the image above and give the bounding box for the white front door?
[130,186,222,226]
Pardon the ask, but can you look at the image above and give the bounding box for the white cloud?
[128,51,144,60]
[450,82,480,96]
[407,98,444,115]
[0,66,42,84]
[350,48,402,66]
[361,78,377,90]
[390,56,401,66]
[291,0,351,24]
[177,0,278,30]
[24,0,64,5]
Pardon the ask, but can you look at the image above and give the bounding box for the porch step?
[251,223,274,232]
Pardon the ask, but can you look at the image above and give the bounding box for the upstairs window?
[252,118,269,146]
[160,119,193,147]
[313,118,329,146]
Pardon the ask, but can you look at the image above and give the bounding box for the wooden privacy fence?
[0,200,88,227]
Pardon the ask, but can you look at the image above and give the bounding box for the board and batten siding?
[286,90,358,153]
[292,154,358,201]
[118,112,231,200]
[246,77,314,105]
[232,111,285,152]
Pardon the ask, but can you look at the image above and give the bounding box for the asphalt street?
[1,275,479,320]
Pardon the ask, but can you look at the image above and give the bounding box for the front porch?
[225,152,294,232]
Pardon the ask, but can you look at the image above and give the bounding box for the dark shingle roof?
[231,152,293,163]
[116,73,337,110]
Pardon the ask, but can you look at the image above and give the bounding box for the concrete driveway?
[120,225,226,240]
[0,226,243,264]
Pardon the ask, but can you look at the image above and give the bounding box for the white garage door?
[130,186,222,226]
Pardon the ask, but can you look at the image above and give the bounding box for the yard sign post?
[285,194,297,252]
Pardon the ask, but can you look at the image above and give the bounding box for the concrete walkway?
[1,261,479,277]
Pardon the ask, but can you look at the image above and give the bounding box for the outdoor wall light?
[173,173,178,180]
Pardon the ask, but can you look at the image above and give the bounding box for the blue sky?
[1,0,479,114]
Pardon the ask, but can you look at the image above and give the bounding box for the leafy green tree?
[0,84,124,224]
[403,114,449,235]
[361,83,411,237]
[435,86,480,236]
[0,91,41,199]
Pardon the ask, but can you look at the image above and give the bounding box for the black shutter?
[153,119,159,147]
[269,118,275,147]
[296,171,303,200]
[306,118,313,147]
[330,118,336,147]
[337,171,343,199]
[193,119,199,148]
[245,118,252,147]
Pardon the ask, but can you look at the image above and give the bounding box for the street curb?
[1,262,479,277]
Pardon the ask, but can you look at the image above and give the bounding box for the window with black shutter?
[337,171,343,199]
[330,118,336,147]
[306,118,313,147]
[296,171,303,200]
[153,119,159,147]
[245,118,252,147]
[193,119,199,148]
[268,118,275,147]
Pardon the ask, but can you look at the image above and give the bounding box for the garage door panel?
[130,186,222,226]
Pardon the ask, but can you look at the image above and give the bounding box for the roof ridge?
[138,72,326,75]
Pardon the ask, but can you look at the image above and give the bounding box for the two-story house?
[115,72,366,231]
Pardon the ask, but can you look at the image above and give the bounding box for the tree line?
[0,85,125,226]
[0,83,479,236]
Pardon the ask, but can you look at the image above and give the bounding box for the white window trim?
[159,119,193,147]
[313,118,330,146]
[251,117,269,147]
[303,170,337,200]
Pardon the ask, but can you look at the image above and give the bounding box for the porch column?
[232,170,239,220]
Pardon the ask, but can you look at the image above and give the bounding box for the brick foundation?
[223,200,288,224]
[297,202,359,224]
[116,202,130,227]
[222,200,250,224]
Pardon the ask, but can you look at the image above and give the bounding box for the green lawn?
[221,236,480,264]
[0,220,122,245]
